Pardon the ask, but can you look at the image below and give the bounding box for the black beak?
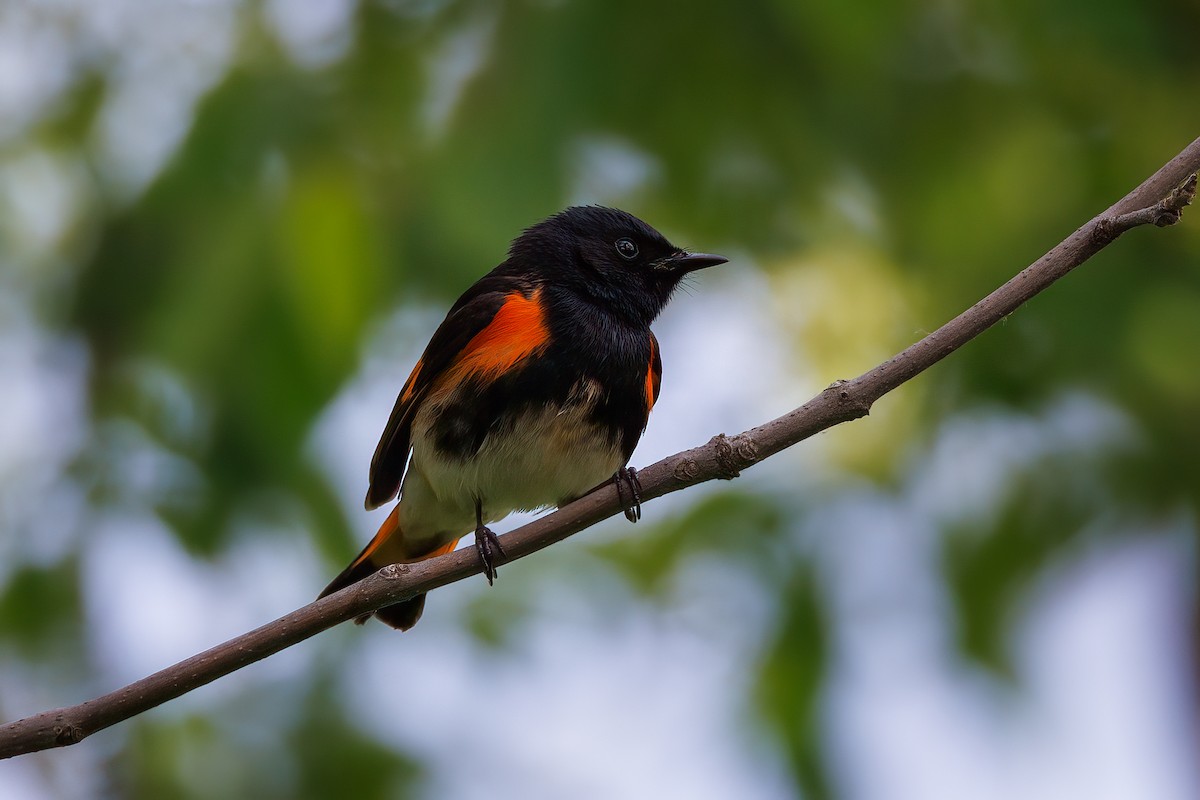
[659,251,729,273]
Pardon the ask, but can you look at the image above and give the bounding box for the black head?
[507,206,727,326]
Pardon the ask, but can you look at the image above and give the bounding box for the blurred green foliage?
[113,687,421,800]
[592,491,790,598]
[755,563,831,800]
[0,560,84,659]
[2,0,1199,797]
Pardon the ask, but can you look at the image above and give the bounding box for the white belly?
[398,396,624,547]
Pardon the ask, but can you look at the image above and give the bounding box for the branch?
[2,140,1197,761]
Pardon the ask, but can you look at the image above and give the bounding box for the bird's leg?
[613,466,642,523]
[473,498,506,585]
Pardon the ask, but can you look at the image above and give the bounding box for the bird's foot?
[474,524,506,585]
[614,466,643,523]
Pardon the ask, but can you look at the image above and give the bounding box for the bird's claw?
[474,525,506,585]
[614,466,643,523]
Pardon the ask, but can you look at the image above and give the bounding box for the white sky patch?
[92,46,228,198]
[827,533,1199,800]
[82,0,239,198]
[264,0,358,70]
[0,148,90,259]
[635,266,822,503]
[0,316,87,489]
[80,513,326,694]
[907,393,1139,530]
[0,313,90,572]
[566,135,664,208]
[0,1,242,201]
[0,762,55,800]
[1016,534,1199,800]
[645,267,812,453]
[811,400,1196,800]
[308,303,446,528]
[420,8,499,139]
[93,73,197,196]
[0,6,74,144]
[388,0,458,21]
[341,592,794,800]
[825,165,885,239]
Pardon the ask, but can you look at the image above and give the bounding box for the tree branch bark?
[2,138,1197,761]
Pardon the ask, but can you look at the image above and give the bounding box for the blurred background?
[1,1,1199,798]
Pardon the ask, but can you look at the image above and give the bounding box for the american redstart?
[319,206,727,629]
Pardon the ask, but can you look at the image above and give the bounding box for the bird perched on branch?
[319,206,727,629]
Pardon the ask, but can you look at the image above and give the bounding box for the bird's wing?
[364,275,546,509]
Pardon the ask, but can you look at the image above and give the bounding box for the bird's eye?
[615,238,639,260]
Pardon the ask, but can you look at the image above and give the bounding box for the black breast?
[541,289,653,463]
[431,288,654,465]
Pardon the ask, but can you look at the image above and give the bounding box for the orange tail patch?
[421,538,462,559]
[347,504,403,571]
[318,506,462,632]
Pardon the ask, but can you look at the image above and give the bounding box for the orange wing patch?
[444,288,550,385]
[398,357,424,405]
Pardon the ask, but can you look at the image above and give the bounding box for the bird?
[318,206,727,630]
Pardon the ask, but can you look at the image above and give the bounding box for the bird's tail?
[318,504,460,631]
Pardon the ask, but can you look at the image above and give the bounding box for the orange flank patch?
[645,334,661,412]
[446,288,550,385]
